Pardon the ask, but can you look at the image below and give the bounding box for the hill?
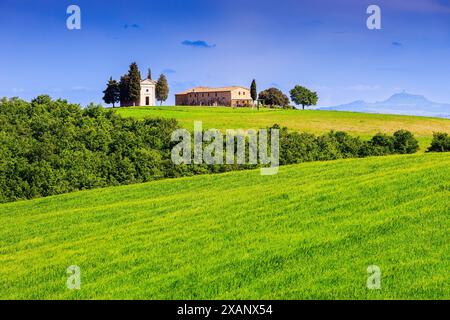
[115,107,450,150]
[321,93,450,118]
[1,153,449,299]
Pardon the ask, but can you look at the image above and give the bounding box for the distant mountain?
[321,93,450,118]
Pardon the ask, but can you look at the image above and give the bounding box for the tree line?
[104,68,316,109]
[102,62,169,107]
[248,79,318,110]
[2,95,444,204]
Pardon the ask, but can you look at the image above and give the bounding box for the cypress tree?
[250,79,257,107]
[147,68,152,80]
[128,62,141,106]
[119,75,130,106]
[155,74,169,106]
[102,77,120,108]
[111,79,120,107]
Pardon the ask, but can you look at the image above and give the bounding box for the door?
[145,96,150,106]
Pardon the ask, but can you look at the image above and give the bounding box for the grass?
[116,106,450,151]
[1,153,449,299]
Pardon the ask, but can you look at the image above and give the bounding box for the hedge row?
[0,96,430,203]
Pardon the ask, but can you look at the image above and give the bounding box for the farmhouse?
[120,79,157,107]
[175,86,253,107]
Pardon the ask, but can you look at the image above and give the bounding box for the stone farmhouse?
[120,79,156,107]
[175,86,253,107]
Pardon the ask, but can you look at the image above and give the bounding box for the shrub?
[328,131,364,158]
[427,132,450,152]
[279,131,319,164]
[277,127,417,165]
[393,130,419,154]
[369,133,395,155]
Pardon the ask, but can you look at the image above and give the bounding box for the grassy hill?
[1,153,448,299]
[116,107,450,150]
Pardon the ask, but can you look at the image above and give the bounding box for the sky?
[0,0,449,107]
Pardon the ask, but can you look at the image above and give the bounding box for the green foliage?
[278,126,418,165]
[128,62,142,106]
[393,129,420,154]
[427,132,450,152]
[278,130,319,164]
[147,68,152,80]
[0,97,422,204]
[368,133,395,155]
[155,74,169,105]
[289,85,318,110]
[250,79,257,102]
[0,96,179,203]
[258,88,290,107]
[0,153,448,299]
[102,77,120,107]
[119,75,131,106]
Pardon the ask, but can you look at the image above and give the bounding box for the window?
[146,89,149,92]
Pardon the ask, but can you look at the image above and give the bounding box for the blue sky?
[0,0,449,106]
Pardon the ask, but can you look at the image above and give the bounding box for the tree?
[250,79,257,107]
[258,87,289,107]
[119,75,130,106]
[393,130,419,154]
[289,85,318,110]
[102,77,120,107]
[147,68,152,80]
[128,62,141,106]
[427,132,450,152]
[155,74,169,106]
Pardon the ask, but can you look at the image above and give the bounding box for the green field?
[116,106,450,150]
[1,153,449,299]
